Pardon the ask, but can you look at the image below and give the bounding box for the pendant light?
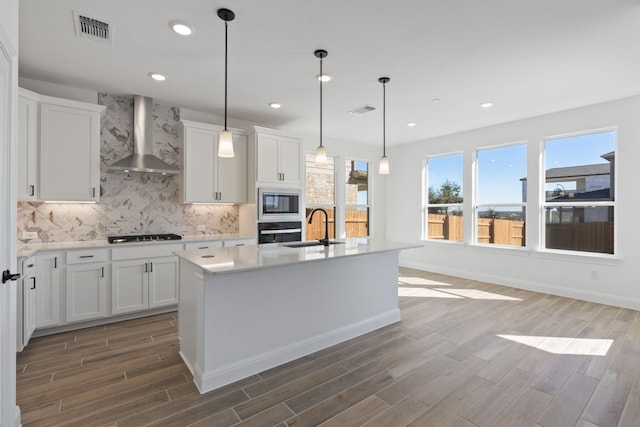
[314,49,328,166]
[217,8,235,158]
[378,77,390,175]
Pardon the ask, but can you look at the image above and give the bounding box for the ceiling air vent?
[73,11,113,44]
[349,105,376,115]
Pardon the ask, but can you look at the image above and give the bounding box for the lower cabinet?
[112,255,179,315]
[66,263,108,323]
[18,257,36,350]
[35,252,63,329]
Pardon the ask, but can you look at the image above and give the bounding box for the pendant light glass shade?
[315,145,328,166]
[218,130,234,158]
[217,8,235,158]
[379,155,390,174]
[315,49,328,166]
[378,77,390,175]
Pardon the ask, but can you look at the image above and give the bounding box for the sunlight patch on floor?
[398,287,463,298]
[398,277,452,286]
[439,289,522,301]
[498,334,613,356]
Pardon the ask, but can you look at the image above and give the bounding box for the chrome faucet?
[308,208,330,246]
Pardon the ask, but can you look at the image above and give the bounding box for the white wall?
[386,95,640,310]
[0,0,18,48]
[300,135,386,239]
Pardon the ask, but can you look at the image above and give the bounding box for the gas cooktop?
[107,233,183,244]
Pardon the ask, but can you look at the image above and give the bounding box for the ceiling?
[18,0,640,147]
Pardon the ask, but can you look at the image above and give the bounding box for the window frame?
[422,151,464,242]
[540,127,617,256]
[473,141,528,248]
[344,157,371,238]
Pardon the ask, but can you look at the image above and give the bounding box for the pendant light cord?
[224,20,228,131]
[382,81,386,157]
[319,55,323,148]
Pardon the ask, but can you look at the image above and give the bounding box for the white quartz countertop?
[17,233,256,258]
[175,238,421,275]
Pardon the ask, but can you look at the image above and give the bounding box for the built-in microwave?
[258,188,302,221]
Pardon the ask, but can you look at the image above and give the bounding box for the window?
[543,130,615,254]
[345,159,369,237]
[476,144,527,247]
[424,153,464,241]
[305,154,335,240]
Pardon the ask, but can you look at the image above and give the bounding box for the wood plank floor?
[16,267,640,427]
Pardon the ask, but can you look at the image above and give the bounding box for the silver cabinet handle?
[101,267,104,278]
[31,277,36,290]
[79,255,94,259]
[54,257,57,269]
[149,262,153,273]
[30,185,35,196]
[145,262,148,273]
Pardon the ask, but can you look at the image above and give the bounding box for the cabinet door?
[35,253,63,328]
[183,126,216,203]
[40,103,100,202]
[148,256,179,308]
[112,260,148,314]
[279,136,301,184]
[256,133,280,182]
[66,263,108,322]
[17,94,38,200]
[217,133,247,203]
[23,276,36,346]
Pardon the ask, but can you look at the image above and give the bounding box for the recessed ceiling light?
[149,72,167,81]
[269,102,282,109]
[481,102,494,108]
[432,98,441,103]
[169,21,193,36]
[316,74,332,82]
[407,122,417,127]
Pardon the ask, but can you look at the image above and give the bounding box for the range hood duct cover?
[107,95,179,175]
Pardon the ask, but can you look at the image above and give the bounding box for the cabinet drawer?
[66,249,108,265]
[112,243,184,261]
[22,256,36,277]
[184,241,224,251]
[223,238,256,247]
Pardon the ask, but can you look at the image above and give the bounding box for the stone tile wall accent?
[17,93,239,243]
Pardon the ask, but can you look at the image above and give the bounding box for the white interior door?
[0,26,19,427]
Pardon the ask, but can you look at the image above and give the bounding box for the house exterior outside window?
[345,159,369,237]
[305,154,335,240]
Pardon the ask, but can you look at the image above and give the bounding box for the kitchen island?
[175,238,418,393]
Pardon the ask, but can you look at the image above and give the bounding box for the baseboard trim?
[194,309,401,394]
[401,260,640,311]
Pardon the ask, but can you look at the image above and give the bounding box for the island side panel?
[196,250,401,393]
[177,258,204,378]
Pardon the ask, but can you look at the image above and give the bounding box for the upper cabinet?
[249,126,302,189]
[17,88,105,202]
[39,98,104,202]
[17,88,39,201]
[180,120,247,204]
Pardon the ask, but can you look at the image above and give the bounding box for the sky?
[427,130,615,205]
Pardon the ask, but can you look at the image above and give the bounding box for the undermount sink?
[282,240,345,248]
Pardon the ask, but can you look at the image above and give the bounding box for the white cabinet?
[65,249,108,323]
[184,241,224,251]
[17,88,39,200]
[253,129,301,185]
[223,238,256,247]
[17,257,36,350]
[111,244,181,315]
[180,120,247,203]
[35,252,63,328]
[39,97,104,202]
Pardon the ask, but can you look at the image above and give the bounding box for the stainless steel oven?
[258,221,302,244]
[258,188,301,221]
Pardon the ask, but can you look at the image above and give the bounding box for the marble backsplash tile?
[17,93,240,243]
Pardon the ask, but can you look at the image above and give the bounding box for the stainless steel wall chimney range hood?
[107,95,179,175]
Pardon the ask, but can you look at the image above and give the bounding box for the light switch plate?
[22,231,38,240]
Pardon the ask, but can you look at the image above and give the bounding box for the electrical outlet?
[197,225,206,232]
[22,231,38,240]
